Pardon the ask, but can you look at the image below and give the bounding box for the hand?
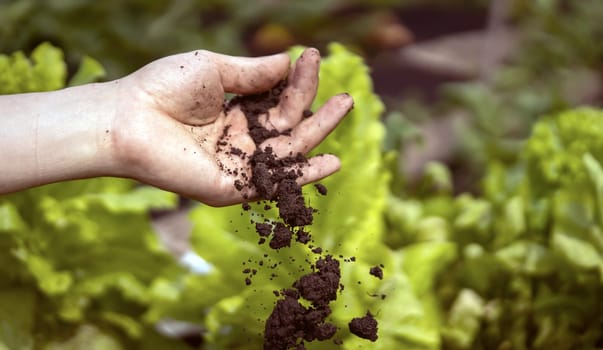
[110,48,353,206]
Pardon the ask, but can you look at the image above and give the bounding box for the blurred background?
[2,0,603,349]
[2,0,601,188]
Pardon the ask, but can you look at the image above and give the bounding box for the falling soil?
[314,183,328,195]
[263,256,341,349]
[221,80,380,349]
[370,265,384,280]
[348,312,379,341]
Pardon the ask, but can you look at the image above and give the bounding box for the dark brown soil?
[269,222,293,249]
[225,80,316,252]
[370,265,383,280]
[264,256,341,349]
[293,255,340,305]
[222,80,380,349]
[348,312,378,341]
[228,80,286,145]
[314,183,327,195]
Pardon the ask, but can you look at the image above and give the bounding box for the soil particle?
[276,178,313,227]
[293,256,340,305]
[269,223,293,249]
[348,312,378,342]
[264,256,341,350]
[314,183,328,195]
[296,229,311,244]
[251,161,275,198]
[370,266,384,280]
[255,222,273,237]
[227,80,285,145]
[230,146,244,157]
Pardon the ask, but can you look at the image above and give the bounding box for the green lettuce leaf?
[182,43,438,349]
[0,42,66,94]
[0,44,186,349]
[68,55,106,86]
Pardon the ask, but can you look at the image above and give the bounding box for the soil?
[222,81,381,349]
[370,265,384,280]
[314,183,327,195]
[225,80,317,253]
[263,256,340,349]
[348,312,378,341]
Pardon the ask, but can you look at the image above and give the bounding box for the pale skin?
[0,48,353,206]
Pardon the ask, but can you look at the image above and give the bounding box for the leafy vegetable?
[0,43,188,349]
[175,43,451,349]
[5,36,603,350]
[386,107,603,349]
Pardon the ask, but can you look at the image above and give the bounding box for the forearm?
[0,82,118,194]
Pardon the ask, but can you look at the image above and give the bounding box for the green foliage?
[524,108,603,187]
[0,41,454,350]
[0,42,66,93]
[174,43,452,349]
[410,0,603,192]
[4,8,602,346]
[386,108,603,349]
[0,1,488,79]
[513,0,603,72]
[0,0,386,79]
[0,43,188,349]
[0,42,105,94]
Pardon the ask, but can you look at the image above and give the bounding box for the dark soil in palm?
[224,81,379,349]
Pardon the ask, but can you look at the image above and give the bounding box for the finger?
[205,51,291,94]
[295,154,342,185]
[263,93,353,158]
[270,48,321,131]
[231,154,341,204]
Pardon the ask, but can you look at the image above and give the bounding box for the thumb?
[206,51,291,94]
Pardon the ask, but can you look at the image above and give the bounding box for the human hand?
[110,48,353,206]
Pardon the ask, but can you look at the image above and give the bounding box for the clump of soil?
[222,81,381,349]
[263,256,341,349]
[348,312,378,342]
[225,80,315,252]
[370,265,384,280]
[314,183,327,195]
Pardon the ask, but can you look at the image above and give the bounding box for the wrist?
[47,81,120,180]
[0,81,120,193]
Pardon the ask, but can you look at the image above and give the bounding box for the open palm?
[110,48,353,206]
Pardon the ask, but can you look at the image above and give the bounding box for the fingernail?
[302,47,320,60]
[339,92,354,108]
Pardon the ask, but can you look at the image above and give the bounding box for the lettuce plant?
[0,43,190,350]
[171,44,453,350]
[386,107,603,349]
